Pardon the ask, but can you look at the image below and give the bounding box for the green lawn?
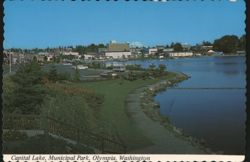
[64,72,176,150]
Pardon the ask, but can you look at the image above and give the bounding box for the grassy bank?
[3,68,185,152]
[52,72,177,150]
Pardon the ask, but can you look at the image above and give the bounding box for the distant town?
[3,34,246,66]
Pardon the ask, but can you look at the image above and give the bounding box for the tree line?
[6,34,246,55]
[169,34,245,54]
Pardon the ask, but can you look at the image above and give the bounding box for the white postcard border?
[3,154,245,162]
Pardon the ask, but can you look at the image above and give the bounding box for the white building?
[163,48,174,52]
[83,54,95,60]
[149,48,158,55]
[169,52,193,57]
[105,51,131,59]
[47,55,54,61]
[62,51,80,57]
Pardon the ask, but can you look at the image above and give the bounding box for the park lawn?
[64,72,177,150]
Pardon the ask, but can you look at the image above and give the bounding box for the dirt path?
[126,86,206,154]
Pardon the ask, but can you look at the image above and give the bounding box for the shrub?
[8,61,47,114]
[3,130,28,141]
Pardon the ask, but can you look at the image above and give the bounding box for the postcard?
[2,0,246,161]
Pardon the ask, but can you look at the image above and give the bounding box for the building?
[3,51,26,64]
[105,42,131,59]
[149,48,158,55]
[108,42,130,52]
[105,51,131,59]
[83,54,96,60]
[236,51,246,55]
[98,48,107,54]
[163,48,174,52]
[201,45,213,51]
[62,51,80,57]
[207,50,215,55]
[169,52,193,57]
[130,47,142,55]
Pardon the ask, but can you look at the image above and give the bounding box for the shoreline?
[125,72,214,154]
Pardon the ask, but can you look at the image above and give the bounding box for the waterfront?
[128,56,246,154]
[3,56,246,154]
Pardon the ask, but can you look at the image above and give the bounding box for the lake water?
[127,56,246,155]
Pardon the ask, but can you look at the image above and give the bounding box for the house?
[201,45,213,51]
[47,55,54,61]
[163,48,174,52]
[168,52,193,57]
[4,51,26,64]
[207,50,215,55]
[130,47,142,55]
[236,51,246,55]
[149,48,158,55]
[83,54,96,60]
[62,51,80,57]
[105,41,132,59]
[36,55,45,62]
[98,48,107,54]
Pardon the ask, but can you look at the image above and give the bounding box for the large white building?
[105,41,132,59]
[105,51,131,59]
[169,52,193,57]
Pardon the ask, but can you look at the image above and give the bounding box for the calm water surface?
[128,56,246,154]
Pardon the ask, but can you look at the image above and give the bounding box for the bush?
[3,130,28,141]
[48,65,57,82]
[57,72,71,81]
[125,64,143,71]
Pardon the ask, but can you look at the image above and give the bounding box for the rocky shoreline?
[136,72,216,154]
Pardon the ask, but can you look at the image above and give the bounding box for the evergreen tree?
[48,65,58,82]
[158,64,167,73]
[9,61,46,114]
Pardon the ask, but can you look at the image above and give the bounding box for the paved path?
[126,87,206,154]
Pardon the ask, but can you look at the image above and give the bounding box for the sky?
[4,0,246,49]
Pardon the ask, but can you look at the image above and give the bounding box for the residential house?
[62,51,80,58]
[83,53,96,60]
[148,48,158,55]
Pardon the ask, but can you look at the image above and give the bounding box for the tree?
[8,61,46,114]
[213,35,239,54]
[158,64,166,73]
[172,43,183,52]
[48,65,58,82]
[202,41,212,46]
[238,34,246,51]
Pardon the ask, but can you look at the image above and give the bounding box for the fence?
[3,113,126,153]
